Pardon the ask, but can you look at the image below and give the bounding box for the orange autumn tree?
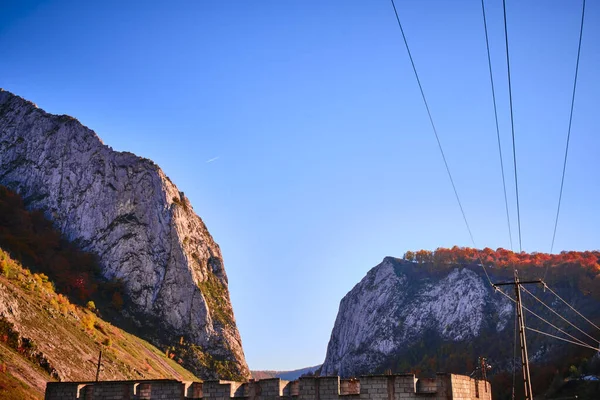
[403,246,600,273]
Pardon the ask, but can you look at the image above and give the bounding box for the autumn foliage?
[0,185,123,306]
[399,246,600,400]
[403,246,600,272]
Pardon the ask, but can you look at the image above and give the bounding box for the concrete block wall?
[137,382,152,399]
[45,382,86,400]
[203,380,246,399]
[415,377,436,394]
[288,380,300,397]
[45,379,187,400]
[449,375,491,400]
[473,379,491,400]
[184,382,203,399]
[299,376,340,400]
[340,379,360,395]
[45,374,490,400]
[256,377,285,398]
[81,381,133,399]
[357,375,400,400]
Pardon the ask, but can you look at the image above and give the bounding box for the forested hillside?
[0,185,125,309]
[402,248,600,400]
[323,248,600,400]
[0,186,202,399]
[403,246,600,280]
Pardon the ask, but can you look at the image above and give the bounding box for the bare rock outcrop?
[321,257,513,377]
[0,282,20,323]
[321,256,600,378]
[0,89,249,379]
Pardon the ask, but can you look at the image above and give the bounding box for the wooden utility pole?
[479,357,489,392]
[95,350,103,382]
[493,271,542,400]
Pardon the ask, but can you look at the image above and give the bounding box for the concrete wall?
[449,375,491,400]
[45,374,491,400]
[45,380,192,400]
[340,379,359,395]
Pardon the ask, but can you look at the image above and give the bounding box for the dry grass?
[0,248,199,398]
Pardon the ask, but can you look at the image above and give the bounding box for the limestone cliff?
[0,89,249,379]
[321,256,600,378]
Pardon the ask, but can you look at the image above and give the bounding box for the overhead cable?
[544,282,600,332]
[526,327,599,352]
[502,0,522,253]
[495,287,594,348]
[480,0,513,251]
[521,285,599,346]
[547,0,587,268]
[388,0,494,287]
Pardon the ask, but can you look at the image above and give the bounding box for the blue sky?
[1,0,598,371]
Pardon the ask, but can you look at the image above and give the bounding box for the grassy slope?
[0,249,199,400]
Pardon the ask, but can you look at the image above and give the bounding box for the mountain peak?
[0,90,249,379]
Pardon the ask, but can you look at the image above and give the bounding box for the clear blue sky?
[1,0,598,371]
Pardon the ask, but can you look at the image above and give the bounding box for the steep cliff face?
[322,257,512,376]
[0,89,249,379]
[321,256,600,378]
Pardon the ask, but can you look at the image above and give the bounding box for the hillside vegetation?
[322,247,600,400]
[403,246,600,281]
[400,248,600,399]
[0,90,249,379]
[0,185,121,307]
[0,186,204,399]
[0,247,199,399]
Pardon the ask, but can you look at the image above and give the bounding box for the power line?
[521,285,599,346]
[388,0,496,287]
[480,0,513,251]
[495,287,594,348]
[524,298,593,348]
[502,0,522,253]
[493,274,539,399]
[390,0,596,363]
[512,299,518,400]
[526,327,599,352]
[544,283,600,333]
[547,0,587,267]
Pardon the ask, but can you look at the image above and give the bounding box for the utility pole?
[493,271,542,400]
[479,357,490,392]
[95,350,103,382]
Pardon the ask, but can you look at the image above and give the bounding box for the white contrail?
[205,156,219,163]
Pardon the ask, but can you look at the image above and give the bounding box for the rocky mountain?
[321,257,511,376]
[0,89,249,379]
[322,253,600,399]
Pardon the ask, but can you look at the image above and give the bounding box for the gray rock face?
[0,282,20,323]
[321,257,513,377]
[0,89,249,379]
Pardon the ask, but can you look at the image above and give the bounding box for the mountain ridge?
[251,365,322,381]
[0,89,249,379]
[322,251,600,399]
